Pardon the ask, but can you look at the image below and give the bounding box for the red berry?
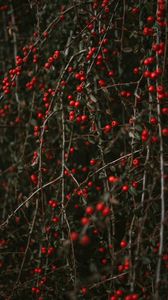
[133,67,139,75]
[108,70,115,77]
[157,85,165,93]
[104,124,111,133]
[41,247,47,254]
[148,85,155,93]
[108,176,119,183]
[70,231,79,241]
[116,290,124,296]
[53,50,60,59]
[88,181,93,187]
[132,294,139,300]
[101,258,107,265]
[142,129,149,142]
[110,296,118,300]
[85,206,94,215]
[143,70,151,78]
[81,115,88,122]
[150,117,158,125]
[131,7,140,14]
[132,181,138,189]
[30,174,38,185]
[102,206,110,216]
[90,159,96,166]
[120,240,128,248]
[162,128,168,136]
[81,217,90,226]
[98,79,106,87]
[122,185,129,192]
[96,202,105,211]
[147,16,155,23]
[118,264,125,272]
[132,158,140,167]
[52,216,59,223]
[76,85,83,93]
[143,27,154,36]
[80,235,90,246]
[98,247,105,253]
[125,296,132,300]
[81,287,87,295]
[111,120,119,127]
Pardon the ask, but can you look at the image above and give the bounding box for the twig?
[0,175,62,229]
[80,149,142,187]
[155,26,165,298]
[89,272,128,290]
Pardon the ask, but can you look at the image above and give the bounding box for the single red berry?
[116,290,124,296]
[96,202,105,211]
[80,235,90,246]
[43,31,48,38]
[69,147,75,154]
[132,181,138,189]
[51,201,58,208]
[132,158,140,167]
[53,50,60,59]
[30,174,38,185]
[102,206,110,216]
[118,264,125,272]
[108,70,115,77]
[74,101,80,108]
[85,206,94,215]
[120,240,128,248]
[101,258,107,265]
[81,115,88,122]
[81,217,90,226]
[81,287,87,295]
[104,124,111,133]
[131,7,140,14]
[110,296,118,300]
[98,247,106,253]
[70,231,79,241]
[133,67,139,75]
[41,247,47,254]
[148,85,155,92]
[111,120,119,127]
[125,296,132,300]
[150,117,158,125]
[52,216,59,223]
[98,79,106,87]
[162,128,168,136]
[147,16,155,23]
[32,287,36,293]
[157,85,165,93]
[150,71,157,79]
[87,181,93,187]
[122,185,129,192]
[143,70,151,78]
[90,159,96,166]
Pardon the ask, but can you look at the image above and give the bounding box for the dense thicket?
[0,0,168,299]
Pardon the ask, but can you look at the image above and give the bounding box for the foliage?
[0,0,168,299]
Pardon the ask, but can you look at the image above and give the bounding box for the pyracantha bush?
[0,0,168,299]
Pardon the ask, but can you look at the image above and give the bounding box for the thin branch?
[0,175,62,229]
[155,26,165,298]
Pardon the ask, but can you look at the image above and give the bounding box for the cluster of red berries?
[44,50,61,69]
[0,5,9,11]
